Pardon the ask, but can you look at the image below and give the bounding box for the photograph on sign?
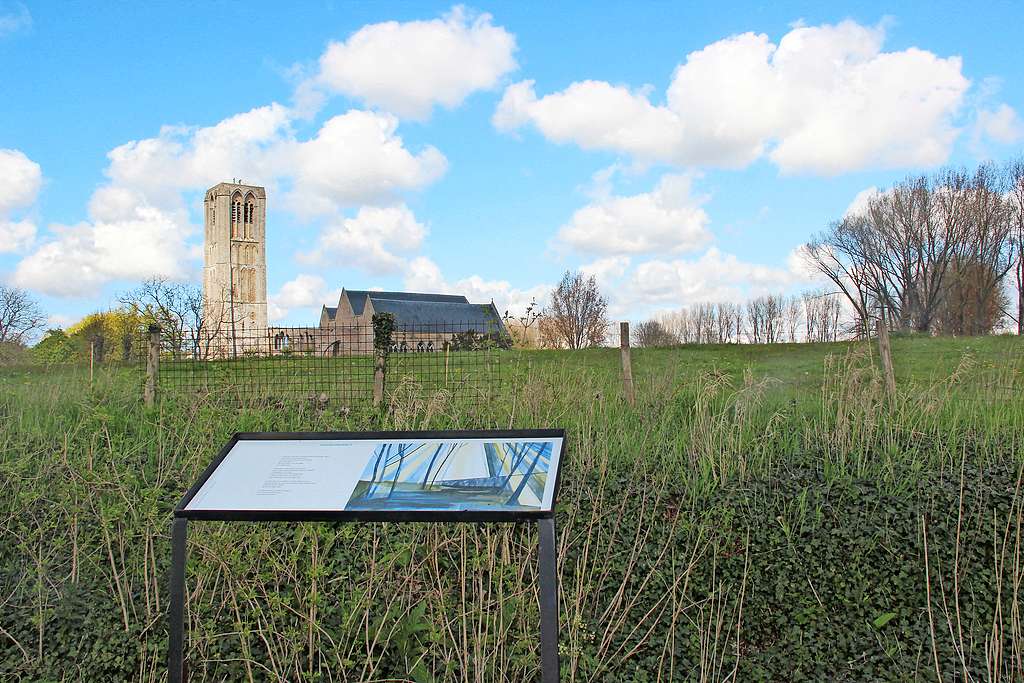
[184,437,563,513]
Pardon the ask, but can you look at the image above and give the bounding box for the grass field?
[1,335,1022,681]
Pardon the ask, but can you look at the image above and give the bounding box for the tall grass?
[0,337,1021,680]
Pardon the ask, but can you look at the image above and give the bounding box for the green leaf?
[872,611,897,628]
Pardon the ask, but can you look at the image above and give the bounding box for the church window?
[244,195,255,239]
[231,194,242,238]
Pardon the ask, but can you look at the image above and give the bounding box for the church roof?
[343,289,469,316]
[322,306,337,321]
[368,298,504,330]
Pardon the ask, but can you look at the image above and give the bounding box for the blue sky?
[1,0,1022,327]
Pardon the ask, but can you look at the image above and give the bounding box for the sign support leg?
[538,515,560,682]
[168,517,187,683]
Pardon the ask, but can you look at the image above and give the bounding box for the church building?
[202,181,506,356]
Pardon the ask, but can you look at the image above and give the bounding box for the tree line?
[631,290,844,347]
[806,158,1024,337]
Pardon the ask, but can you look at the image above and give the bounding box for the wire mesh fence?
[143,322,507,410]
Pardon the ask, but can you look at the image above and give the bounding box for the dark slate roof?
[322,306,337,321]
[344,289,469,316]
[368,298,504,330]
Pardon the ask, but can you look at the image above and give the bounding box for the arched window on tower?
[244,195,256,239]
[231,194,242,238]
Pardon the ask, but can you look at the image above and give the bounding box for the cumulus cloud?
[103,105,292,204]
[299,204,428,273]
[621,248,804,309]
[267,274,341,322]
[580,256,631,285]
[312,6,517,120]
[13,207,193,296]
[0,220,35,252]
[844,186,881,217]
[556,174,711,255]
[14,101,448,296]
[972,104,1024,145]
[283,111,447,215]
[0,148,41,213]
[98,104,445,214]
[0,148,42,253]
[404,256,548,316]
[496,20,979,174]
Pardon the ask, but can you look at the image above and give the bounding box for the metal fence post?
[538,516,560,682]
[619,321,635,406]
[168,517,187,683]
[145,324,161,407]
[875,319,896,397]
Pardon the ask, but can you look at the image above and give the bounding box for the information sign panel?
[168,429,564,682]
[182,433,563,517]
[177,430,563,521]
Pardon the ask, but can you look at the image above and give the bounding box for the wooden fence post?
[620,321,635,406]
[144,324,161,407]
[89,341,95,385]
[373,352,385,407]
[875,318,896,397]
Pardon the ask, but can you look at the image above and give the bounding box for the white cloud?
[99,104,445,215]
[493,80,684,161]
[299,204,428,273]
[12,207,193,296]
[15,101,447,296]
[313,6,517,120]
[973,104,1024,145]
[622,248,803,309]
[580,255,631,285]
[103,105,292,204]
[0,2,31,38]
[404,256,548,316]
[496,20,975,174]
[844,186,880,217]
[283,111,447,216]
[0,149,42,253]
[0,149,41,213]
[556,173,711,255]
[267,274,341,322]
[0,219,35,252]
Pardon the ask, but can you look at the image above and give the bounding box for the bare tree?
[804,222,874,338]
[0,285,45,346]
[661,308,695,343]
[633,319,677,347]
[765,294,784,343]
[548,270,609,349]
[119,278,240,359]
[945,164,1016,334]
[1008,158,1024,334]
[802,289,844,343]
[715,302,741,343]
[535,315,564,349]
[746,297,765,343]
[798,163,1015,339]
[503,298,544,348]
[783,295,802,342]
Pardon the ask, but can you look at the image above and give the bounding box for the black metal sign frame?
[168,428,563,682]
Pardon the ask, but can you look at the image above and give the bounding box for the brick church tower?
[202,181,268,353]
